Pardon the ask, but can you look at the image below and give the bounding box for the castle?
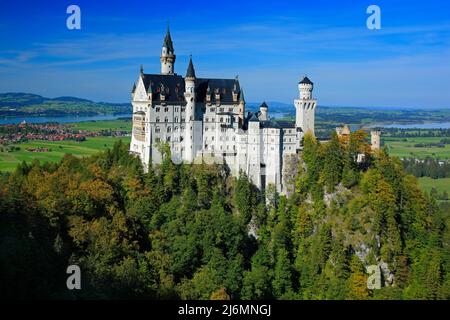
[130,27,317,194]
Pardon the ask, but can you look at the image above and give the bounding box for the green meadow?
[417,177,450,195]
[0,136,131,172]
[68,119,132,132]
[383,136,450,160]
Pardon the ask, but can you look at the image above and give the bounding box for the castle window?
[175,116,178,122]
[175,107,179,112]
[220,108,224,112]
[167,127,172,133]
[174,126,178,131]
[205,126,209,131]
[164,107,169,112]
[164,117,168,122]
[181,107,185,112]
[228,108,233,112]
[155,137,160,142]
[220,117,223,123]
[212,136,214,141]
[167,137,171,142]
[210,108,215,112]
[155,127,160,133]
[156,107,160,112]
[156,117,160,123]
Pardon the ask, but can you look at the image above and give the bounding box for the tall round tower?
[160,26,176,75]
[294,76,317,148]
[184,55,196,162]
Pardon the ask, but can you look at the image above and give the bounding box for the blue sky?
[0,0,449,108]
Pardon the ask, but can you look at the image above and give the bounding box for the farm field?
[68,119,132,132]
[417,177,450,201]
[383,136,450,160]
[0,136,131,172]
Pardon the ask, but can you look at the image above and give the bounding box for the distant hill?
[0,92,130,116]
[50,96,94,103]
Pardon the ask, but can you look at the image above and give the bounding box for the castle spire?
[160,24,176,75]
[186,55,196,79]
[163,24,174,52]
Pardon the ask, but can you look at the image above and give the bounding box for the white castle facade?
[130,28,317,194]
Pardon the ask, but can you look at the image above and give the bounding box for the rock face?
[323,183,351,207]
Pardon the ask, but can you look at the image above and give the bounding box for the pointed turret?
[163,25,174,53]
[160,25,176,75]
[185,55,196,79]
[238,88,245,126]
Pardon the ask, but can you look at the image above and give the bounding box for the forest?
[0,130,448,300]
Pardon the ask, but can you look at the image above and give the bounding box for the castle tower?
[160,26,176,75]
[259,102,268,121]
[294,76,317,147]
[238,88,245,127]
[184,55,196,162]
[371,131,381,151]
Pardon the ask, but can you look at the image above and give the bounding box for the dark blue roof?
[163,27,174,52]
[186,56,196,78]
[299,76,313,85]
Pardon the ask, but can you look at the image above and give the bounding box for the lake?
[381,122,450,129]
[0,114,132,125]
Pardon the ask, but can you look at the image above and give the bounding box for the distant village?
[0,121,128,148]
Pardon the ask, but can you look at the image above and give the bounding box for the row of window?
[204,135,237,142]
[204,116,239,123]
[155,126,185,133]
[155,116,190,123]
[206,107,234,113]
[204,144,237,151]
[155,107,186,113]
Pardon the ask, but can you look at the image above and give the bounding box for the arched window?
[167,127,172,133]
[156,117,160,123]
[164,117,168,122]
[155,126,160,133]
